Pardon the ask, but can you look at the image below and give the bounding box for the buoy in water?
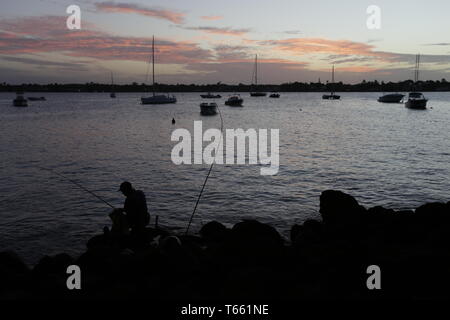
[172,118,176,124]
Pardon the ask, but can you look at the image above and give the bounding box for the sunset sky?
[1,0,450,84]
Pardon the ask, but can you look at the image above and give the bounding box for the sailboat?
[405,54,427,110]
[141,36,177,105]
[250,54,267,97]
[110,72,116,98]
[322,65,340,100]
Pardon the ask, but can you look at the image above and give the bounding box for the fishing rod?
[39,166,115,209]
[185,103,224,235]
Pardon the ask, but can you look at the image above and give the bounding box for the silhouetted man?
[118,181,150,233]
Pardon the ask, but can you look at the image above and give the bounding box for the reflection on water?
[1,92,450,264]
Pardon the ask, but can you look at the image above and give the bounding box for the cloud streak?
[0,16,212,63]
[181,26,251,36]
[95,2,185,24]
[200,15,223,21]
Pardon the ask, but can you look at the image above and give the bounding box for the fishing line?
[185,103,224,235]
[39,166,115,209]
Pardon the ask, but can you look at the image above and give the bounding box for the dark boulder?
[415,202,449,221]
[320,190,366,224]
[230,220,283,248]
[292,220,322,244]
[0,252,30,298]
[0,251,29,274]
[33,253,74,275]
[200,221,229,243]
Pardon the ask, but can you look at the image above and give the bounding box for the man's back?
[124,190,149,229]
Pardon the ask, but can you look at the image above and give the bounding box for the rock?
[200,221,229,243]
[33,253,74,275]
[415,202,449,218]
[320,190,366,224]
[290,224,302,243]
[291,220,323,248]
[0,251,29,274]
[230,220,283,248]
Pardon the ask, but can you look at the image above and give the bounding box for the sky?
[1,0,450,84]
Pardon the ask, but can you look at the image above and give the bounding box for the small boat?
[225,95,243,106]
[250,54,267,97]
[405,92,427,109]
[141,94,176,104]
[201,93,221,99]
[405,55,427,110]
[13,91,28,107]
[269,93,280,98]
[141,36,176,105]
[250,92,267,97]
[322,94,340,100]
[200,102,218,115]
[378,93,404,103]
[27,96,46,101]
[110,93,116,98]
[322,65,340,100]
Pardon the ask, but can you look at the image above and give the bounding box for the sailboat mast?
[331,65,335,94]
[152,35,155,96]
[255,54,258,85]
[417,54,420,82]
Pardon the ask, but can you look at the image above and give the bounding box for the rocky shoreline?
[2,189,450,300]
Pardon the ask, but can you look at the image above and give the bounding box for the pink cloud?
[261,38,396,62]
[96,2,185,24]
[182,26,250,36]
[0,16,212,63]
[200,15,223,21]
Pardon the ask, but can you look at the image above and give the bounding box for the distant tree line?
[1,79,450,92]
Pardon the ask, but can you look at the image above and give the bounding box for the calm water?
[1,92,450,264]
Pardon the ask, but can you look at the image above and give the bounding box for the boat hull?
[225,100,243,106]
[200,94,221,99]
[141,95,177,105]
[13,98,28,107]
[405,99,427,109]
[200,103,218,115]
[250,92,267,97]
[378,94,404,103]
[322,94,340,100]
[269,94,280,98]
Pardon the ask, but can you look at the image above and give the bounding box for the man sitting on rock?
[114,181,150,235]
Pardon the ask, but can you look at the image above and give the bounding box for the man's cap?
[118,181,132,192]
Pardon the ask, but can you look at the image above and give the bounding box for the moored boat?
[201,93,221,99]
[27,96,46,101]
[322,65,340,100]
[200,102,218,115]
[13,91,28,107]
[405,92,427,109]
[141,36,176,105]
[141,94,176,104]
[405,54,427,110]
[110,72,116,98]
[225,95,243,106]
[269,93,280,98]
[378,93,404,103]
[322,94,340,100]
[250,54,267,97]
